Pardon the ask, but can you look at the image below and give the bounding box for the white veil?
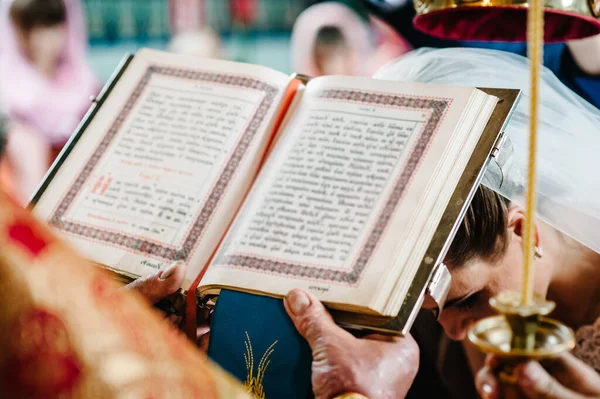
[374,47,600,254]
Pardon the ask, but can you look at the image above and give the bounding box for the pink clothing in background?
[290,2,411,78]
[5,122,49,204]
[0,0,99,146]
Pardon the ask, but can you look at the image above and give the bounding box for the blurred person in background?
[291,1,411,77]
[168,28,226,60]
[0,0,99,203]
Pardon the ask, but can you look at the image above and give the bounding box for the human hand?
[125,261,186,303]
[284,289,420,399]
[124,261,213,349]
[476,353,600,399]
[125,261,186,324]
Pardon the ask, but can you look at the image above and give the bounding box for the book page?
[33,49,291,289]
[202,75,481,310]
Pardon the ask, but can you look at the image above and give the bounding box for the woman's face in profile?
[435,221,551,341]
[436,256,519,341]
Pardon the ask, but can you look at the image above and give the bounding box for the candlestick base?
[468,291,575,399]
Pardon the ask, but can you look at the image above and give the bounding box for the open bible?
[31,49,519,334]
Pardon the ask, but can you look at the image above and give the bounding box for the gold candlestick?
[468,291,575,398]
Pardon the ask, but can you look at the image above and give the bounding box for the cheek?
[494,243,551,296]
[488,254,524,295]
[29,27,67,57]
[439,302,493,341]
[14,29,30,56]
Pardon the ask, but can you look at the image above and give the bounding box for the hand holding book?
[127,268,419,399]
[125,260,186,305]
[284,289,419,399]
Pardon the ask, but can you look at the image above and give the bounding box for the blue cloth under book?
[208,289,313,399]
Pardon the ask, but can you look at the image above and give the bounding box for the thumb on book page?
[125,261,186,304]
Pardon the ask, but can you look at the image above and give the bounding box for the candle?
[522,0,544,306]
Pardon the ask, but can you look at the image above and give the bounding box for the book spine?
[184,74,308,340]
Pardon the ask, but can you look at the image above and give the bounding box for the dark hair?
[445,185,511,268]
[10,0,67,33]
[314,26,346,48]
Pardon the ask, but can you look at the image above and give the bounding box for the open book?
[31,49,519,333]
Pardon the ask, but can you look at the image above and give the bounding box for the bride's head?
[437,187,558,340]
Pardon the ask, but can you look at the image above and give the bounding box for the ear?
[507,204,541,247]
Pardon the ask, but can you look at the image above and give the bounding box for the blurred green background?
[84,0,307,80]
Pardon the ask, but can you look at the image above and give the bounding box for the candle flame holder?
[468,291,575,398]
